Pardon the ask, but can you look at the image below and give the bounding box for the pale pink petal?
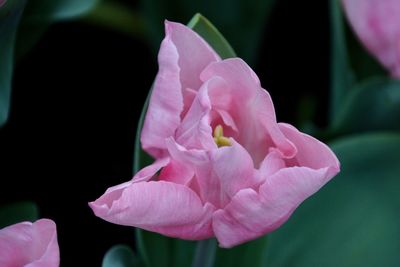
[89,181,215,239]
[140,26,181,158]
[166,21,221,95]
[213,166,331,248]
[278,123,340,177]
[133,157,170,183]
[165,137,209,166]
[0,219,59,267]
[200,59,296,165]
[158,158,194,185]
[342,0,400,77]
[165,138,222,206]
[175,77,227,150]
[141,21,220,158]
[96,158,170,207]
[210,140,256,199]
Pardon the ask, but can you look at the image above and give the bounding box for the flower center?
[213,125,232,147]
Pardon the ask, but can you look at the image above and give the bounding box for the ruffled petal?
[90,180,215,239]
[141,21,220,158]
[200,58,296,165]
[278,123,340,176]
[0,219,59,267]
[213,166,332,248]
[175,78,227,150]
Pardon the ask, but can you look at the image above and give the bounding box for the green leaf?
[23,0,99,21]
[329,0,355,121]
[136,229,196,267]
[133,14,238,267]
[345,25,386,80]
[0,0,27,127]
[141,0,276,64]
[265,133,400,266]
[1,0,99,127]
[0,201,39,228]
[187,13,235,59]
[102,244,140,267]
[214,236,268,267]
[332,77,400,135]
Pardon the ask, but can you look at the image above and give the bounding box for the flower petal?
[278,123,340,176]
[211,140,256,199]
[90,180,215,239]
[141,21,220,158]
[0,219,59,267]
[213,166,332,248]
[200,58,296,165]
[175,77,227,150]
[342,0,400,77]
[159,158,194,185]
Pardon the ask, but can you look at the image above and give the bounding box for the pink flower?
[0,0,5,8]
[90,21,340,248]
[342,0,400,77]
[0,219,60,267]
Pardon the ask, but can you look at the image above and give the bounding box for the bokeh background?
[1,0,399,266]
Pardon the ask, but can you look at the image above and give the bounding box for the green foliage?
[102,244,141,267]
[265,133,400,266]
[333,77,400,135]
[0,0,98,127]
[0,0,27,126]
[0,201,39,228]
[214,236,269,267]
[329,0,354,121]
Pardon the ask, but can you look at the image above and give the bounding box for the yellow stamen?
[213,124,232,147]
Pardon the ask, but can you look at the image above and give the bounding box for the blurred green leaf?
[329,0,354,121]
[16,0,99,57]
[332,77,400,135]
[102,244,140,267]
[214,236,268,267]
[345,25,386,80]
[1,0,99,127]
[265,133,400,266]
[0,0,27,127]
[141,0,276,64]
[0,201,39,228]
[136,230,196,267]
[133,14,242,267]
[23,0,99,21]
[83,1,145,40]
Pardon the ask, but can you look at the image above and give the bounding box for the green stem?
[191,239,217,267]
[81,0,145,39]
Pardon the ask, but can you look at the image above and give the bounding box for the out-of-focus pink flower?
[90,21,340,248]
[0,0,6,8]
[0,219,60,267]
[342,0,400,77]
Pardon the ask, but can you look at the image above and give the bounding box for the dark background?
[0,0,329,265]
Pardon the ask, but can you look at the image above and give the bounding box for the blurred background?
[1,0,399,266]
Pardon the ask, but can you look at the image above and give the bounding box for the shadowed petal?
[0,219,59,267]
[342,0,400,77]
